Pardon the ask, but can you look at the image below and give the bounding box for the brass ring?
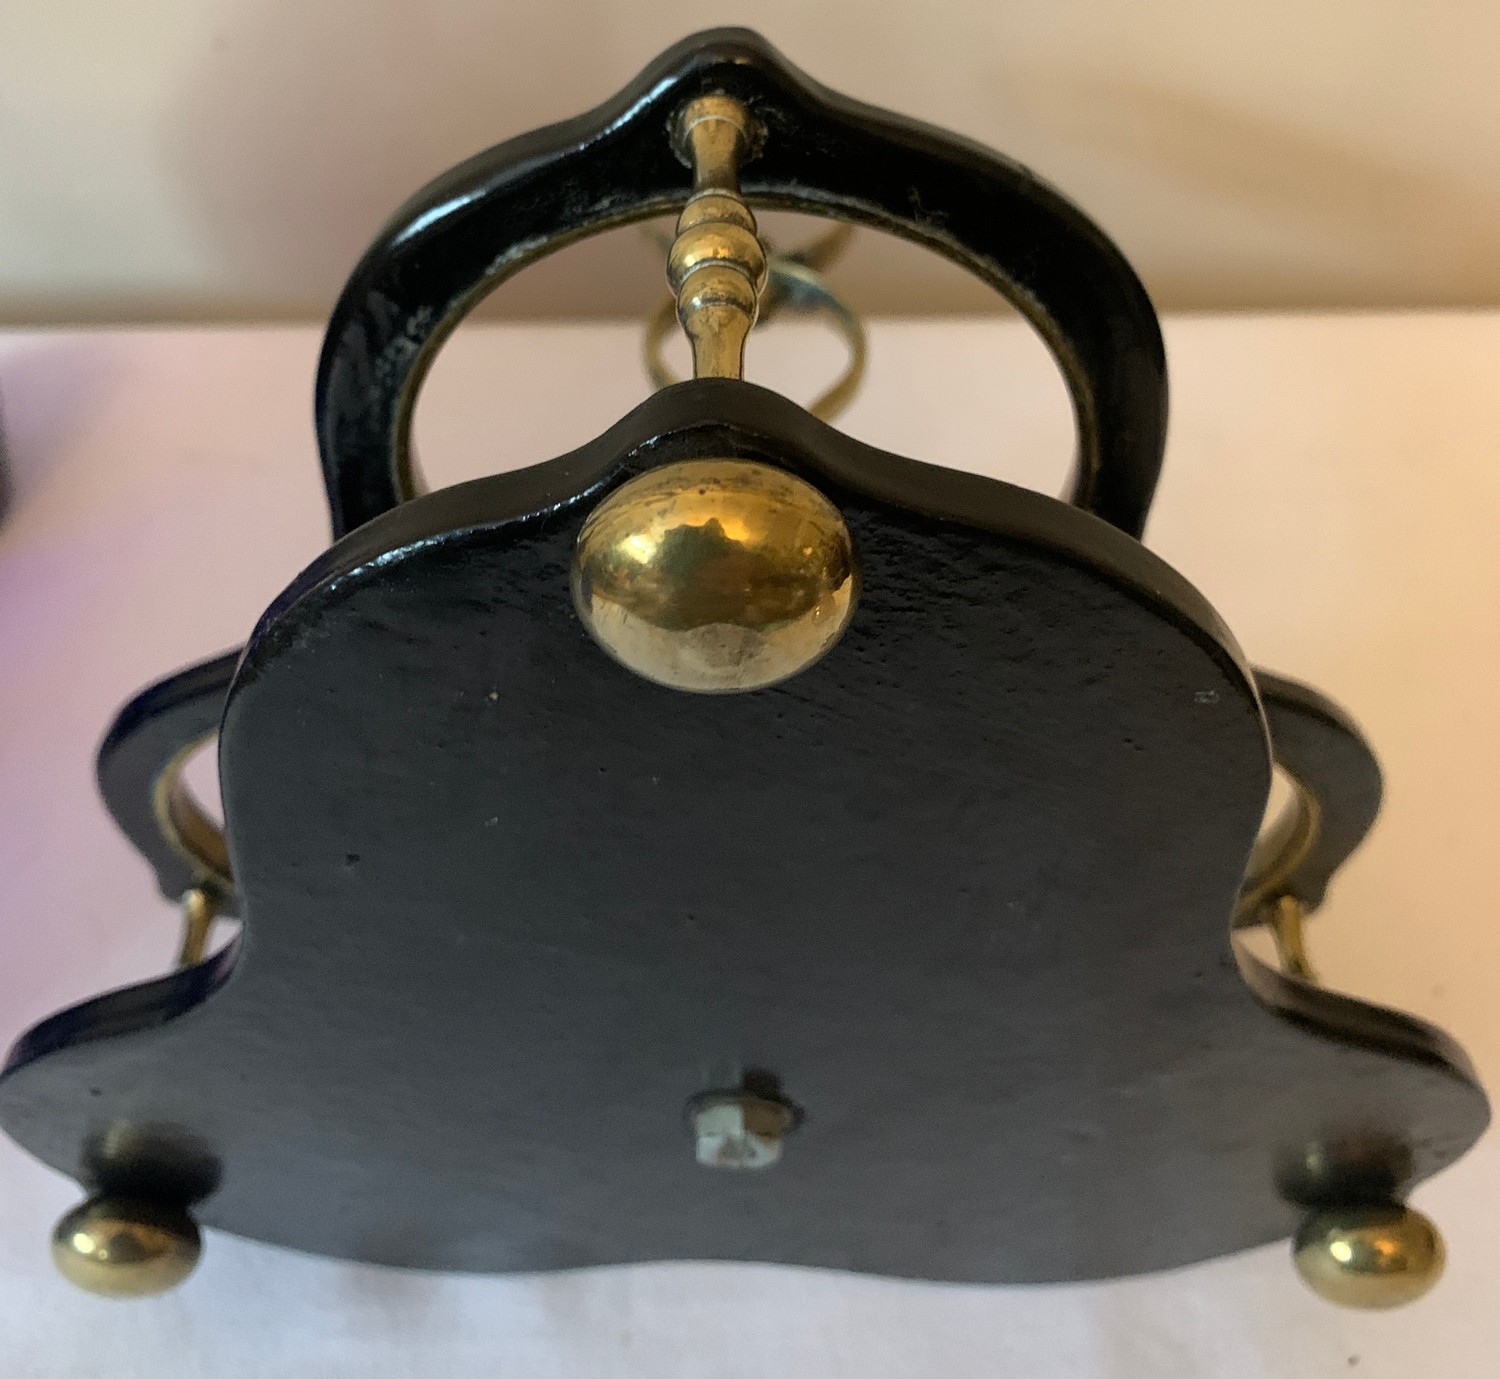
[1234,768,1323,980]
[150,734,234,970]
[150,734,232,899]
[644,255,867,423]
[1236,767,1323,925]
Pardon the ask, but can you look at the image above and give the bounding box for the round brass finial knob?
[572,459,857,693]
[1293,1204,1445,1309]
[52,1195,202,1297]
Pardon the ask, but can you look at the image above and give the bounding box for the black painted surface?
[0,386,1485,1282]
[315,28,1166,540]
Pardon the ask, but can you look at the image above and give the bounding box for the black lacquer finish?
[315,28,1166,540]
[0,384,1485,1282]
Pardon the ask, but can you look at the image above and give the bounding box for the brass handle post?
[666,95,768,380]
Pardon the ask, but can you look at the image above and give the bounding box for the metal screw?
[690,1093,797,1170]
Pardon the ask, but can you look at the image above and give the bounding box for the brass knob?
[572,459,857,693]
[52,1195,201,1297]
[1293,1204,1445,1308]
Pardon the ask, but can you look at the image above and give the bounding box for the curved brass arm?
[96,652,240,966]
[1236,671,1383,982]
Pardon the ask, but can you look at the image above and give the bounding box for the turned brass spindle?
[665,95,768,381]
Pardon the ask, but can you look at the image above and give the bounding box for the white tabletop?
[1,314,1497,1377]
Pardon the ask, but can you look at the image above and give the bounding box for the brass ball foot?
[1293,1204,1444,1309]
[52,1195,201,1297]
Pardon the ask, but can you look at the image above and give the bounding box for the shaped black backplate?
[0,377,1486,1281]
[0,30,1485,1283]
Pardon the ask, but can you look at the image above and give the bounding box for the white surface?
[1,315,1498,1377]
[4,3,1500,321]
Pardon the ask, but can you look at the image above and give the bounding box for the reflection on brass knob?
[52,1195,201,1297]
[572,460,857,693]
[1293,1204,1445,1308]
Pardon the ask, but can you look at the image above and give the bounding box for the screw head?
[1293,1204,1445,1309]
[572,460,857,694]
[52,1195,201,1297]
[691,1094,797,1170]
